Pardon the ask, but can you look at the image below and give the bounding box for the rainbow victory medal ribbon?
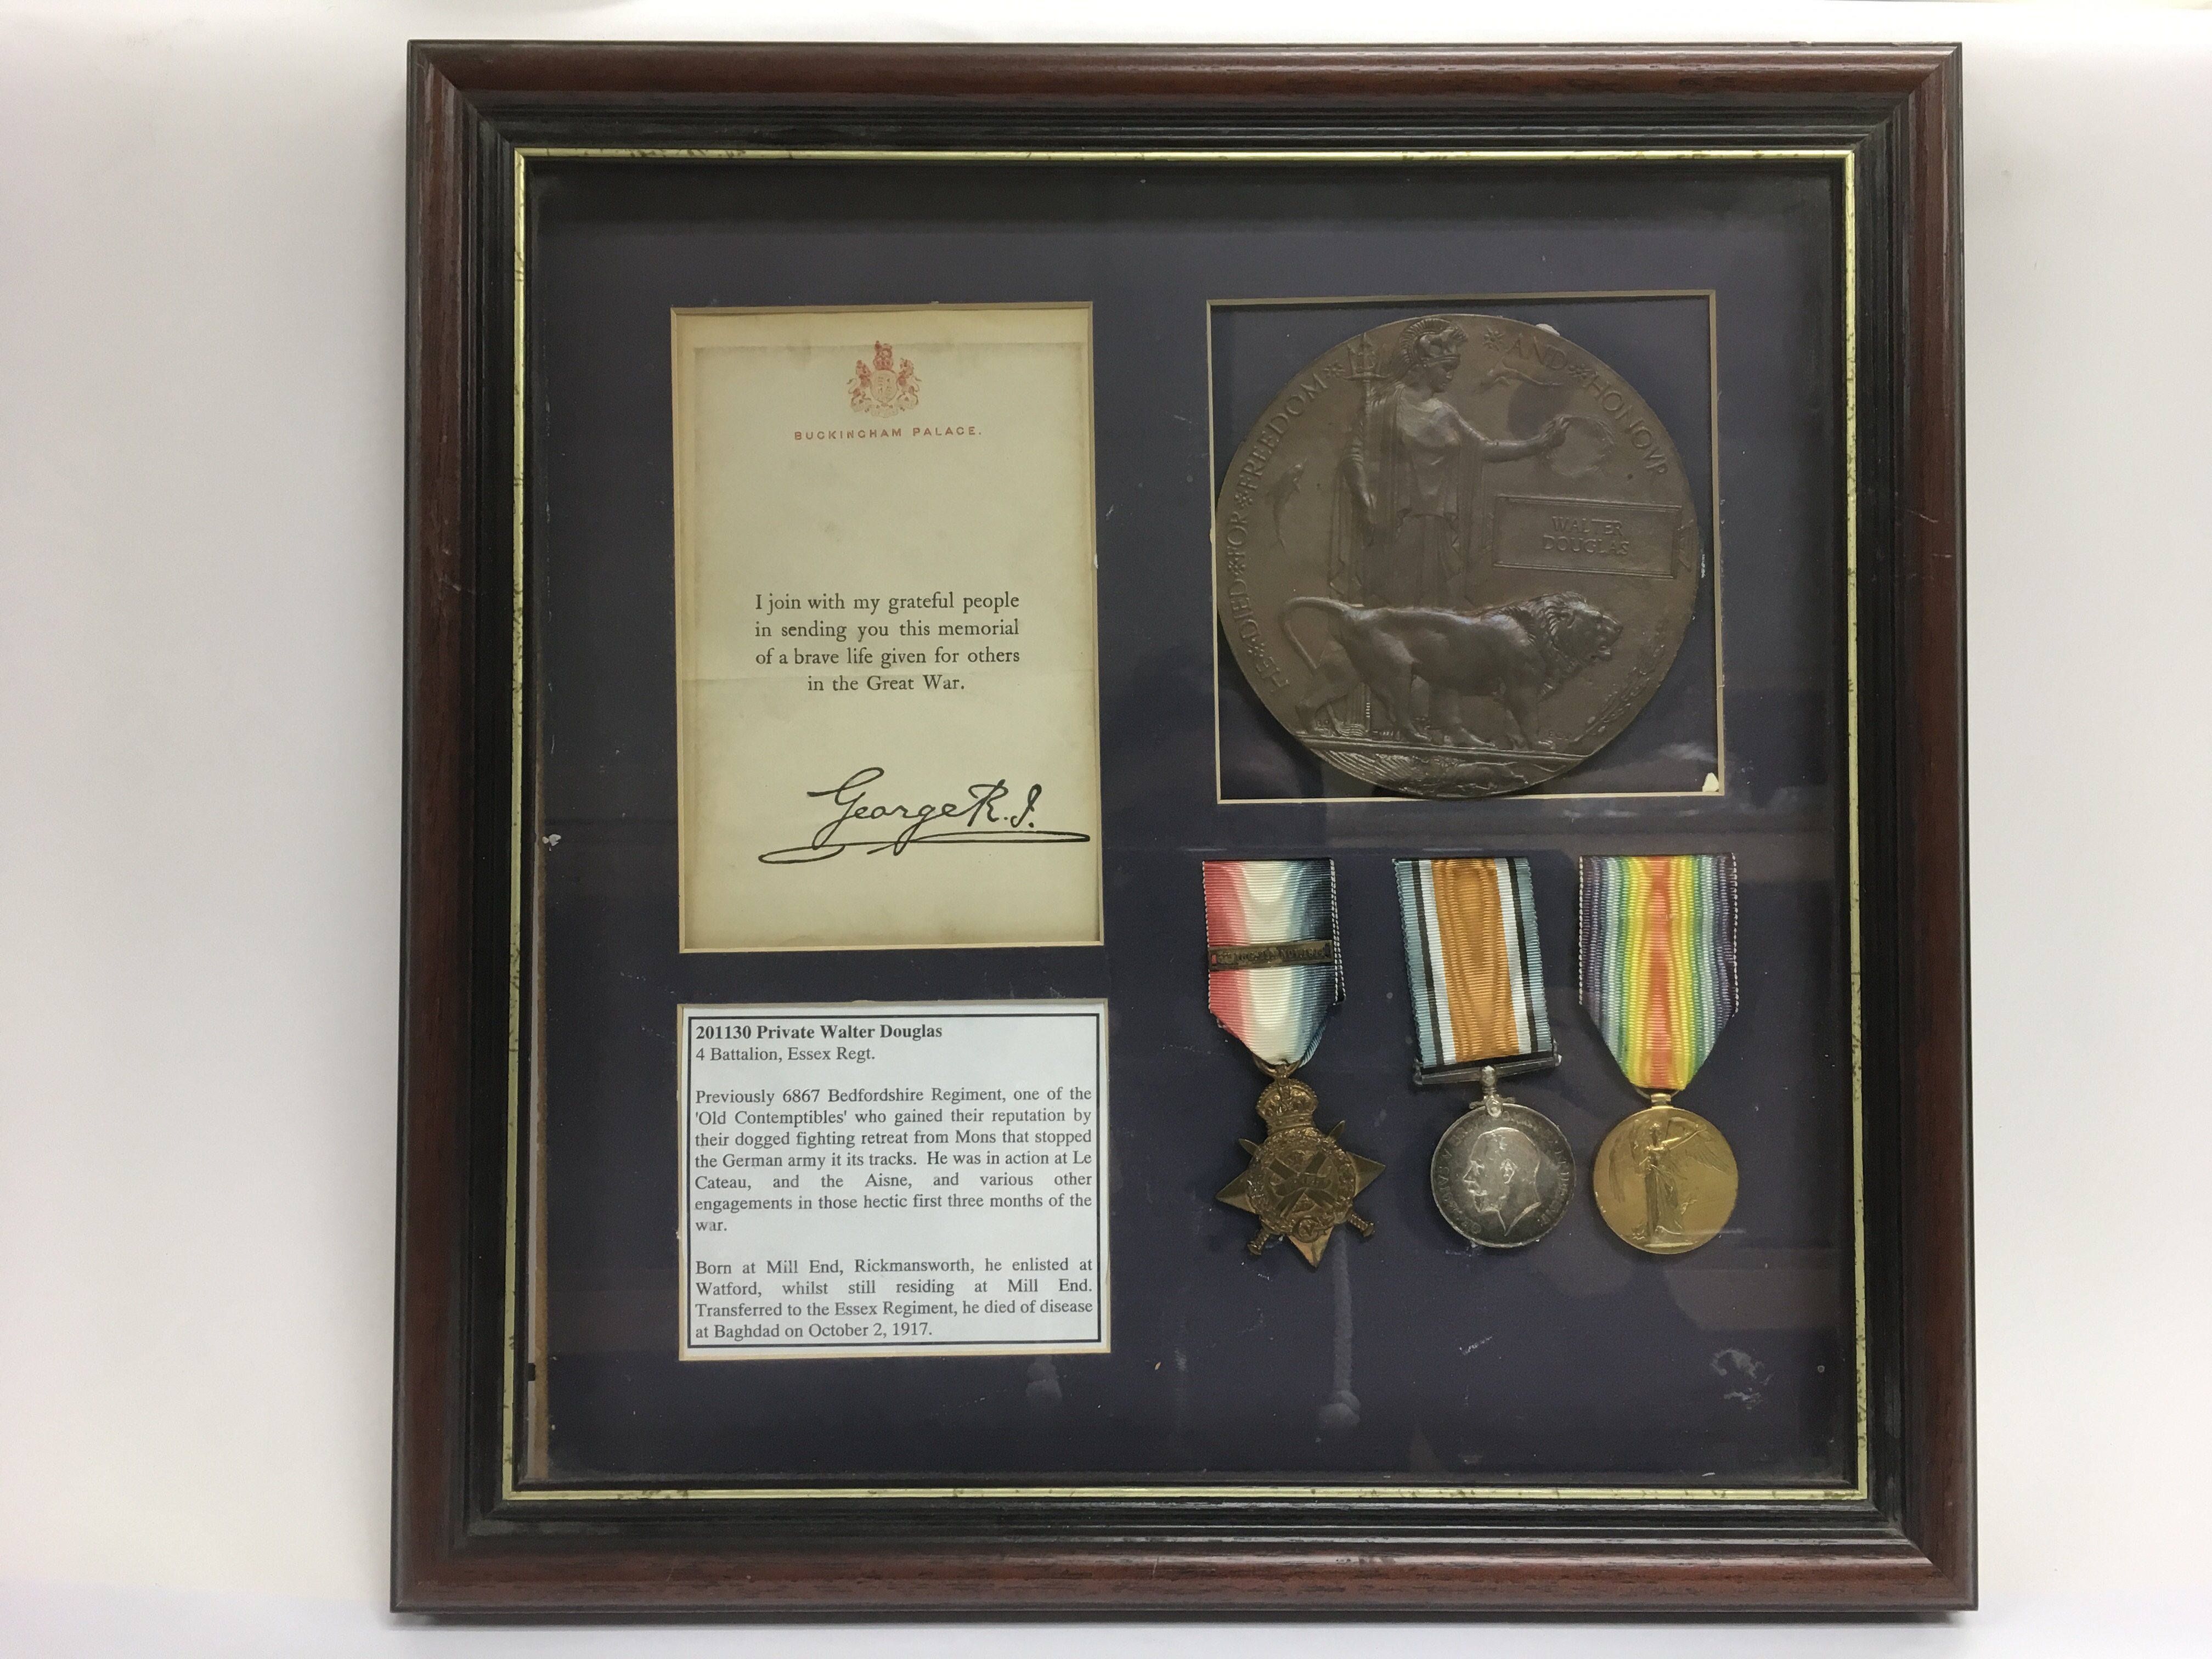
[1578,855,1739,1096]
[1577,854,1743,1256]
[1205,860,1379,1266]
[1395,857,1573,1249]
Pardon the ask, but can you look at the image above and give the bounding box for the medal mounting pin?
[1417,1051,1564,1115]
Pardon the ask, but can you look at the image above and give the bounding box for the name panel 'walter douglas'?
[681,1001,1109,1362]
[673,305,1103,952]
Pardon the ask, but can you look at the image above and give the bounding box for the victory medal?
[1580,855,1743,1255]
[1395,856,1574,1248]
[1205,860,1383,1265]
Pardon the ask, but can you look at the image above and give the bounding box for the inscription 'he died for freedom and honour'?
[681,1002,1108,1360]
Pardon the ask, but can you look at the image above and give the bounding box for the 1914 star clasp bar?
[1217,1073,1383,1266]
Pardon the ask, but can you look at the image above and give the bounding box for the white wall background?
[3,2,2208,1654]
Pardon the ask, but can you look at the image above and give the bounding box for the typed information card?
[680,1001,1108,1361]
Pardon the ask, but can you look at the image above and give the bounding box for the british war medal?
[1579,855,1742,1255]
[1395,856,1573,1248]
[1206,860,1382,1266]
[1215,313,1702,799]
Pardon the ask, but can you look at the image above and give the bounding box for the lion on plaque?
[1280,591,1622,752]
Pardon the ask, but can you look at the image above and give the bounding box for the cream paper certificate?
[674,306,1103,952]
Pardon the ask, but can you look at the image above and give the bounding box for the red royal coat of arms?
[848,341,920,415]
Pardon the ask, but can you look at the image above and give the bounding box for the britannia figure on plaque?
[1334,317,1571,609]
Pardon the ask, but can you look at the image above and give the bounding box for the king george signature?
[758,767,1093,865]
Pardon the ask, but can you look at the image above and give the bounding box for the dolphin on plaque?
[1215,313,1702,799]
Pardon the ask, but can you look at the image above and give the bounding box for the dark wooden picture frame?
[398,42,1968,1615]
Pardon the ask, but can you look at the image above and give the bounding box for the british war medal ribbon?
[1205,860,1381,1266]
[1396,855,1553,1074]
[1578,855,1743,1255]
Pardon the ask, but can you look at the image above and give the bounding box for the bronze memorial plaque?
[1216,313,1702,798]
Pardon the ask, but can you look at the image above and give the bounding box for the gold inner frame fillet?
[498,144,1866,1506]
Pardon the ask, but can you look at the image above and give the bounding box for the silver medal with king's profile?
[1430,1066,1574,1250]
[1217,313,1701,799]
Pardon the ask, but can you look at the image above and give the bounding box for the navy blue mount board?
[531,160,1850,1485]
